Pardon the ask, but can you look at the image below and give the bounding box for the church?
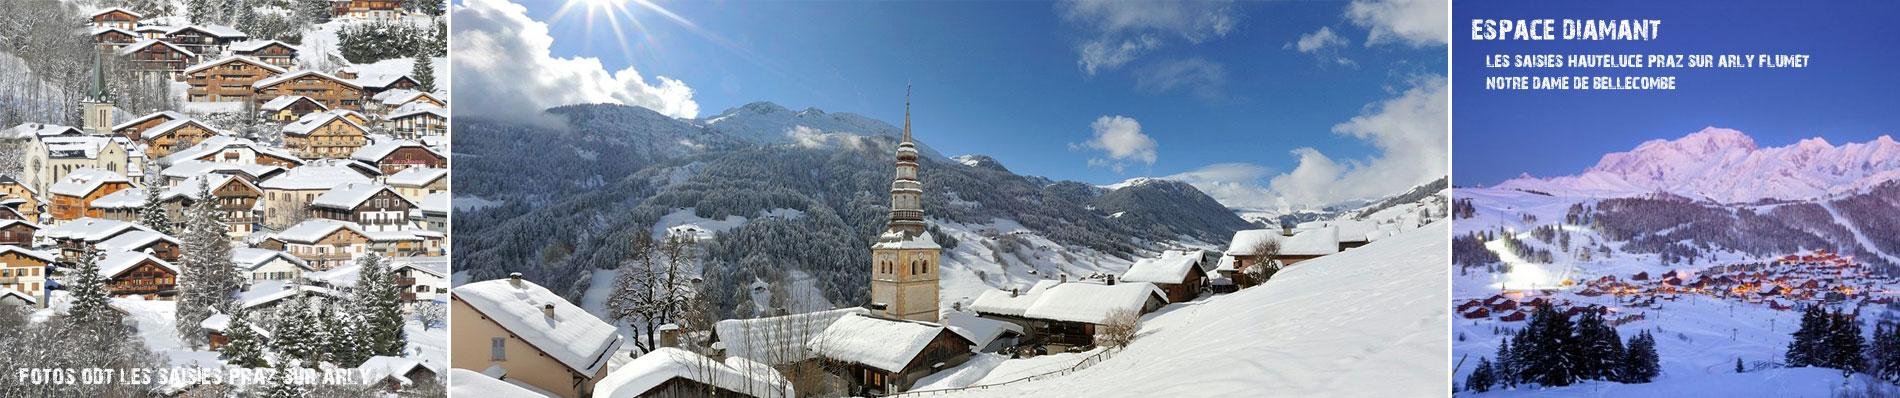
[869,87,941,323]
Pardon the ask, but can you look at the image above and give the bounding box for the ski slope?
[942,220,1451,397]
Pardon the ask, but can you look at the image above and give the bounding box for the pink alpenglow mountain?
[1496,127,1900,203]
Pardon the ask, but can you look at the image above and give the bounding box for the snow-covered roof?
[1215,255,1237,272]
[392,259,447,278]
[160,160,285,181]
[99,251,175,278]
[943,311,1024,348]
[872,230,941,250]
[40,218,145,242]
[0,220,39,231]
[166,24,246,39]
[1225,229,1282,255]
[417,192,449,215]
[454,277,625,376]
[40,135,118,160]
[257,164,371,190]
[96,230,178,253]
[0,245,56,263]
[968,280,1061,317]
[0,287,36,305]
[182,55,285,76]
[350,140,439,164]
[806,314,958,373]
[117,39,195,57]
[273,219,365,244]
[447,369,553,398]
[388,105,445,121]
[92,7,142,18]
[280,109,368,137]
[233,248,309,272]
[303,263,361,289]
[1282,227,1341,256]
[714,307,870,365]
[237,280,344,310]
[160,135,303,165]
[198,312,272,339]
[387,167,446,187]
[254,70,359,90]
[594,347,793,398]
[259,95,325,112]
[5,122,82,138]
[111,111,187,132]
[1122,250,1206,284]
[228,39,293,53]
[371,89,438,105]
[311,183,406,210]
[89,27,136,38]
[140,118,228,141]
[352,74,415,90]
[357,356,444,385]
[1020,282,1167,325]
[1330,220,1376,243]
[49,168,129,197]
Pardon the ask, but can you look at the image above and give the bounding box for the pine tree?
[297,0,334,24]
[1494,336,1516,388]
[1521,303,1579,386]
[175,179,239,347]
[66,247,114,330]
[136,176,170,234]
[270,298,320,366]
[1622,331,1661,383]
[324,309,367,366]
[1827,310,1866,372]
[1573,310,1625,381]
[352,253,408,357]
[1467,357,1496,393]
[1788,305,1827,367]
[1735,357,1745,373]
[259,360,309,397]
[411,52,435,93]
[218,309,268,368]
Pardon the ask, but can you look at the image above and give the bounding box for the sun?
[550,0,701,64]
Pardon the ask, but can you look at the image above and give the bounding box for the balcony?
[396,277,416,287]
[400,292,417,302]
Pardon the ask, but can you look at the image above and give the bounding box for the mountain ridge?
[1497,127,1900,203]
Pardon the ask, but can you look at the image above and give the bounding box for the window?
[490,338,507,361]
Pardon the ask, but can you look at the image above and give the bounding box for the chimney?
[1009,288,1019,298]
[1106,275,1116,286]
[1060,274,1068,283]
[541,303,555,317]
[658,324,681,348]
[508,272,523,287]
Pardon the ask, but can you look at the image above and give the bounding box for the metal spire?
[86,51,110,102]
[903,84,911,143]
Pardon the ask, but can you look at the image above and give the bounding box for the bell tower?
[80,51,115,135]
[870,86,940,322]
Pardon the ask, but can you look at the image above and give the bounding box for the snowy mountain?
[937,220,1450,396]
[1496,127,1900,203]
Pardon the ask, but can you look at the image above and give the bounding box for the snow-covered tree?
[352,253,408,357]
[608,231,663,353]
[1467,357,1496,393]
[411,52,435,92]
[1622,330,1660,383]
[415,300,446,330]
[259,359,309,397]
[66,246,115,330]
[220,309,269,368]
[137,176,170,234]
[1519,303,1579,387]
[176,178,240,347]
[1789,305,1827,367]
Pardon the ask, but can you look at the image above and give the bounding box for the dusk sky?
[1455,0,1900,186]
[451,0,1449,212]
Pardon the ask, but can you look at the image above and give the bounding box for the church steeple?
[903,84,912,143]
[870,85,940,323]
[80,51,115,134]
[886,85,925,237]
[84,51,111,103]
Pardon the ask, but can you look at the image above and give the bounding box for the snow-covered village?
[1450,128,1900,396]
[0,0,449,396]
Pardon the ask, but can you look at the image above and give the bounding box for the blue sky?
[1455,0,1900,186]
[452,0,1449,211]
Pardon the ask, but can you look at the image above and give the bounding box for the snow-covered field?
[928,220,1450,397]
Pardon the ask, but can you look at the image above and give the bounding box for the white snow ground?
[933,220,1450,397]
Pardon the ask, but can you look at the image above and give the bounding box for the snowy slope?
[942,220,1451,397]
[1497,127,1900,203]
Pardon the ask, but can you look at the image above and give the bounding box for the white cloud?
[451,0,701,126]
[1074,115,1158,173]
[1165,163,1278,212]
[1268,76,1448,207]
[1292,26,1348,53]
[1134,58,1228,100]
[1058,0,1239,75]
[1346,0,1448,47]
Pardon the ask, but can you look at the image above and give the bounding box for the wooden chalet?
[353,74,420,99]
[0,246,54,307]
[117,40,196,78]
[90,8,141,30]
[807,314,975,396]
[40,218,144,261]
[48,168,132,220]
[0,220,37,246]
[253,71,365,111]
[137,118,225,158]
[162,25,248,57]
[96,230,183,262]
[111,111,188,142]
[332,0,407,20]
[260,95,328,122]
[98,251,179,299]
[160,136,305,169]
[184,56,287,103]
[229,40,298,68]
[386,106,446,139]
[281,111,370,159]
[350,141,445,174]
[310,183,413,232]
[1120,249,1213,302]
[91,28,140,50]
[271,219,370,269]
